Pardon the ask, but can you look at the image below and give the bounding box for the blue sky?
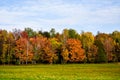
[0,0,120,34]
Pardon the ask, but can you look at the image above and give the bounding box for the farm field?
[0,64,120,80]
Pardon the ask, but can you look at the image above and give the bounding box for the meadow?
[0,64,120,80]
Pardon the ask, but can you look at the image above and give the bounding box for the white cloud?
[0,0,120,34]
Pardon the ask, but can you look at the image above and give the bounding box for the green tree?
[95,40,107,63]
[25,27,36,38]
[43,31,50,38]
[68,29,79,39]
[50,28,56,38]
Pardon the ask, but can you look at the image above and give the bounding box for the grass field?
[0,64,120,80]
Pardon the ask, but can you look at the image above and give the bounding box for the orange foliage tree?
[30,36,54,64]
[15,31,34,64]
[63,39,85,63]
[15,37,33,64]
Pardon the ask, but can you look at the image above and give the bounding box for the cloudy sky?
[0,0,120,34]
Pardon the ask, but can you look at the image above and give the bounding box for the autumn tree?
[61,29,69,44]
[104,37,114,62]
[29,37,39,64]
[87,45,98,63]
[95,33,115,62]
[63,39,85,63]
[15,37,33,64]
[0,28,120,64]
[49,38,62,63]
[0,30,3,64]
[61,48,69,63]
[38,37,54,63]
[6,32,16,64]
[30,36,54,64]
[111,31,120,62]
[0,30,8,64]
[80,32,94,62]
[15,31,34,64]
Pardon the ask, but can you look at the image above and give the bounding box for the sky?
[0,0,120,34]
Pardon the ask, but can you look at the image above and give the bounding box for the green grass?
[0,64,120,80]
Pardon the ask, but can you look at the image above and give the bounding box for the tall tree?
[60,29,69,61]
[80,32,94,62]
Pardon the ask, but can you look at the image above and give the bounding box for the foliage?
[80,32,94,62]
[25,27,37,38]
[111,31,120,62]
[66,39,85,63]
[95,33,115,62]
[15,37,33,64]
[87,45,98,63]
[95,39,107,63]
[49,38,62,63]
[0,28,120,64]
[68,29,79,39]
[50,28,56,38]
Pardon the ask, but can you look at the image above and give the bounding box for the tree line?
[0,28,120,64]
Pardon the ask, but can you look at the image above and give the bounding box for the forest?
[0,28,120,64]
